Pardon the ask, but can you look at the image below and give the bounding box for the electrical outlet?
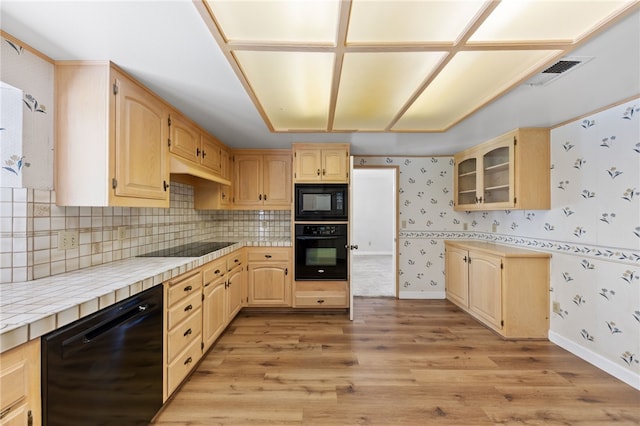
[552,301,561,313]
[463,222,468,231]
[58,230,79,250]
[492,223,498,232]
[117,226,127,241]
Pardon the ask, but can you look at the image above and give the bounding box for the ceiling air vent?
[526,56,594,87]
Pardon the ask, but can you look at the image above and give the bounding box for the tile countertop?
[0,240,291,353]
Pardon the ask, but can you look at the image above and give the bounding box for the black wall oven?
[295,224,347,281]
[295,184,348,221]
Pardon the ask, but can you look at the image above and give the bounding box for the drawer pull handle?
[184,328,192,337]
[184,356,193,365]
[214,269,221,274]
[265,254,272,258]
[234,259,239,263]
[317,299,325,304]
[184,304,193,312]
[184,285,193,292]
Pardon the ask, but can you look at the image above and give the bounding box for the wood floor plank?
[152,298,640,426]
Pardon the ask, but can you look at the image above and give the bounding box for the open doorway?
[351,167,398,297]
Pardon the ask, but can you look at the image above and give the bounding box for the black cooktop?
[138,241,237,258]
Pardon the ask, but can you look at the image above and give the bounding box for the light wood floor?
[152,298,640,425]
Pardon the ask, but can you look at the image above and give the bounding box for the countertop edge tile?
[0,240,291,352]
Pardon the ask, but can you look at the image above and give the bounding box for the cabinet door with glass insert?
[454,151,478,209]
[481,136,515,209]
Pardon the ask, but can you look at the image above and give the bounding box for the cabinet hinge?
[500,262,504,269]
[514,197,517,204]
[285,267,288,275]
[201,342,204,350]
[168,138,171,147]
[501,320,504,327]
[513,136,517,146]
[112,178,117,189]
[168,115,172,127]
[27,410,33,426]
[112,82,118,95]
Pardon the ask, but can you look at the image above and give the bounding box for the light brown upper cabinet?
[292,143,350,183]
[234,150,292,209]
[169,112,222,175]
[56,62,170,207]
[453,128,550,211]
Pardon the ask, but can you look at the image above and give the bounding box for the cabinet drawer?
[167,271,202,307]
[167,337,201,396]
[0,362,26,413]
[295,292,348,308]
[294,281,348,308]
[166,291,201,330]
[203,259,226,284]
[247,248,290,262]
[226,253,243,271]
[167,308,202,363]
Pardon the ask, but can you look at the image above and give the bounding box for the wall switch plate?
[552,301,561,313]
[58,230,79,250]
[492,224,498,232]
[117,226,127,241]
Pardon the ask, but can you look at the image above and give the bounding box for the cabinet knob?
[184,357,193,365]
[317,299,325,304]
[202,150,206,158]
[322,169,326,176]
[259,194,262,200]
[196,148,201,157]
[184,304,193,312]
[264,193,267,200]
[184,328,192,337]
[316,169,321,176]
[184,285,193,292]
[265,254,272,258]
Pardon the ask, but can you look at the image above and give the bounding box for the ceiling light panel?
[393,49,562,131]
[234,50,334,131]
[334,51,447,131]
[470,0,636,42]
[205,0,340,44]
[347,0,487,44]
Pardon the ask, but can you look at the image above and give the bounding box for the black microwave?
[295,184,348,221]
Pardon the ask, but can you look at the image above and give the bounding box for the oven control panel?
[296,224,346,236]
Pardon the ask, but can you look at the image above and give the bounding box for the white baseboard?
[549,331,640,390]
[398,291,446,300]
[352,251,393,256]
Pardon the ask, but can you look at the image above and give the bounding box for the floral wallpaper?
[0,36,54,189]
[355,97,640,387]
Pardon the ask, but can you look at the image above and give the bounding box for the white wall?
[352,168,394,255]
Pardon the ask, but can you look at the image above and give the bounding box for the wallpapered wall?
[0,36,54,189]
[355,97,640,388]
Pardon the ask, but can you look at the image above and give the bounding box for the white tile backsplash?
[1,182,291,283]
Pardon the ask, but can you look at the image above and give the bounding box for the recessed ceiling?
[197,0,638,133]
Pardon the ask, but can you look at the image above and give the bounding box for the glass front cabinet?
[453,128,550,211]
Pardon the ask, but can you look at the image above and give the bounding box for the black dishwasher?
[42,285,163,426]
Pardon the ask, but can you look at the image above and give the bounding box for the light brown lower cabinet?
[444,240,550,339]
[247,248,292,307]
[202,258,227,352]
[0,339,41,426]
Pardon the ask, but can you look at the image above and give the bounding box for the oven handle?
[295,236,344,240]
